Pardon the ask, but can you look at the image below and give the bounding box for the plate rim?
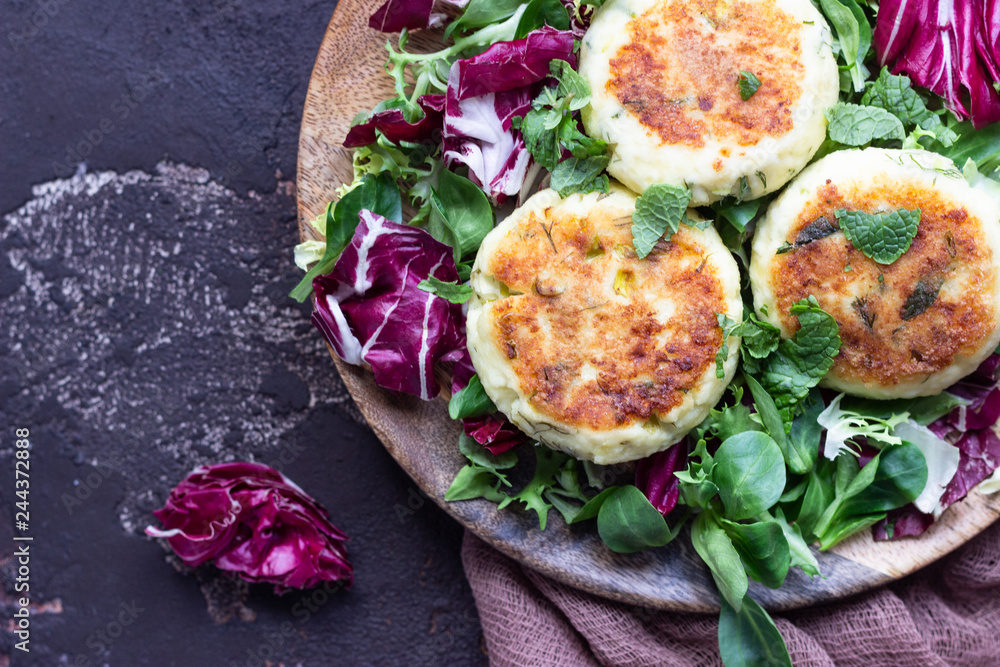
[295,0,1000,612]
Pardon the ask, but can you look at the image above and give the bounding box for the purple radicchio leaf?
[634,440,689,517]
[368,0,469,32]
[449,26,577,100]
[560,0,593,39]
[463,413,530,455]
[946,386,1000,431]
[856,440,881,469]
[943,354,1000,430]
[311,210,467,400]
[443,27,576,205]
[873,505,935,541]
[343,94,446,148]
[450,348,478,396]
[939,427,1000,506]
[145,463,352,593]
[874,0,1000,127]
[899,352,1000,535]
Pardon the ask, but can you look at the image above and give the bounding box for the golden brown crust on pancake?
[482,204,725,431]
[769,180,999,387]
[607,0,804,148]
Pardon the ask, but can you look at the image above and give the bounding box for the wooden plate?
[296,0,1000,611]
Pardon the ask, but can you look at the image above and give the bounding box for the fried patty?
[579,0,838,204]
[467,185,743,463]
[750,148,1000,398]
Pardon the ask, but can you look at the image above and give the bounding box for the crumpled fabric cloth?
[461,519,1000,667]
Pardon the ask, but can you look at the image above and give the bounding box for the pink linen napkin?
[462,519,1000,666]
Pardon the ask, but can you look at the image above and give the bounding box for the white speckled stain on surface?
[1,161,362,535]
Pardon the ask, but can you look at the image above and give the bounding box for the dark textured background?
[0,1,486,665]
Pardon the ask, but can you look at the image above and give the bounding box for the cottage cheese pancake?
[467,185,742,463]
[579,0,838,205]
[751,148,1000,398]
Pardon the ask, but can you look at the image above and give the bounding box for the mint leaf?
[835,208,920,264]
[550,155,611,197]
[825,103,905,146]
[738,70,761,100]
[551,59,591,110]
[631,184,693,258]
[517,110,563,170]
[516,59,611,193]
[736,314,781,360]
[759,297,841,422]
[716,312,780,378]
[418,276,474,304]
[779,297,841,377]
[861,68,958,147]
[716,313,737,378]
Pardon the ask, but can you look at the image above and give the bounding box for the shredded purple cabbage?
[146,463,352,593]
[634,440,689,517]
[311,210,467,400]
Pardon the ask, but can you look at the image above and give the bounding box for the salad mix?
[293,0,1000,663]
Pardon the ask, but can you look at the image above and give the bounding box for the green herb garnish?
[836,208,921,264]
